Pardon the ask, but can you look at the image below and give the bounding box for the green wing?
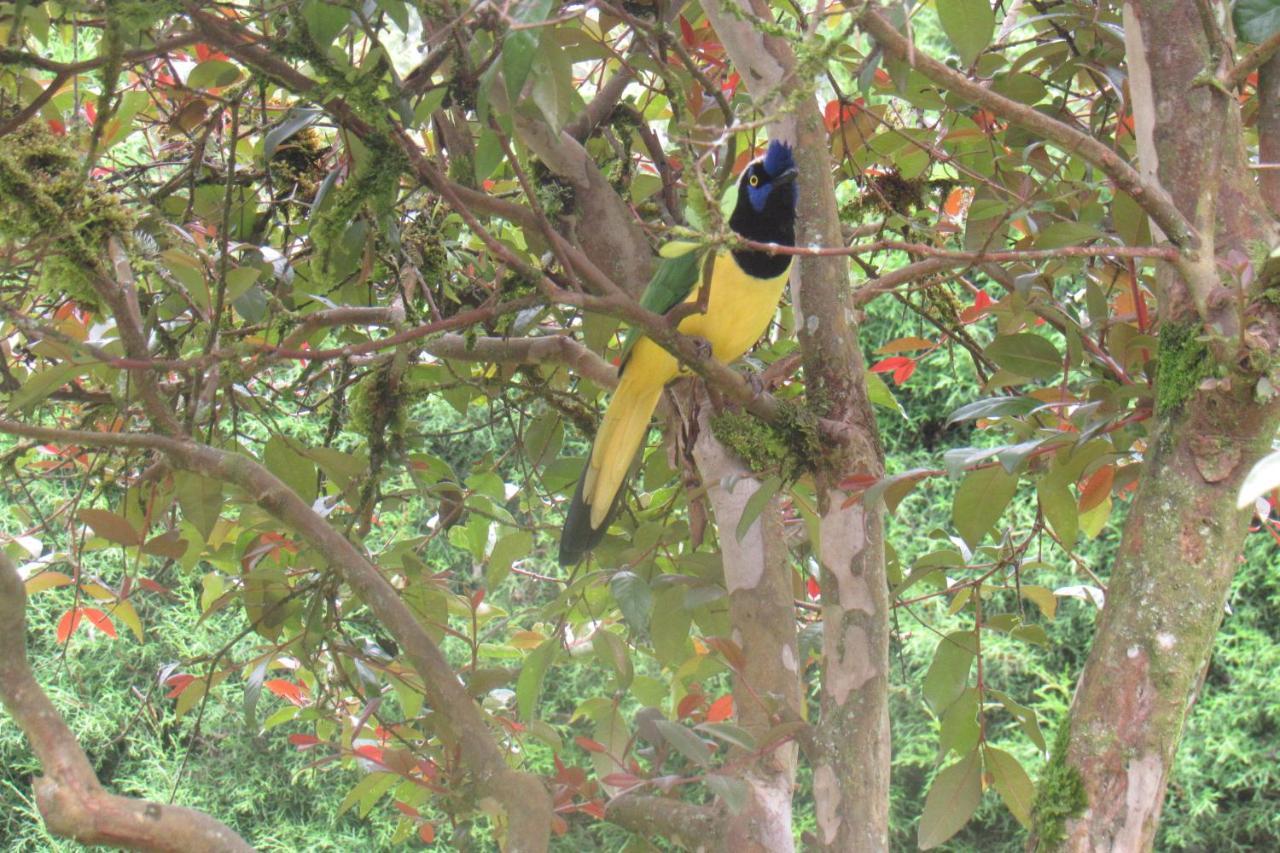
[617,248,713,372]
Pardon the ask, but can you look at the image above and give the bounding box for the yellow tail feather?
[583,372,666,528]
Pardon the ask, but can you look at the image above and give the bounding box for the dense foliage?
[2,0,1280,850]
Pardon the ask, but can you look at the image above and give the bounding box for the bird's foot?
[687,335,713,361]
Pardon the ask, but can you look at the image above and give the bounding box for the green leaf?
[264,436,317,503]
[516,638,557,721]
[938,687,980,758]
[1034,221,1101,249]
[918,749,982,849]
[474,130,502,182]
[650,585,691,666]
[187,59,241,89]
[953,465,1017,547]
[984,746,1034,828]
[592,628,634,692]
[1235,0,1280,43]
[947,395,1037,424]
[175,471,223,541]
[985,334,1062,381]
[923,630,977,715]
[736,475,782,541]
[1037,473,1078,545]
[865,369,907,417]
[652,719,712,767]
[706,773,749,813]
[936,0,994,66]
[695,722,757,751]
[302,0,351,47]
[7,362,82,412]
[1237,449,1280,508]
[502,0,554,101]
[611,571,652,634]
[486,530,532,589]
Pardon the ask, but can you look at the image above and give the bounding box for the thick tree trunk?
[693,405,801,853]
[1039,384,1280,850]
[1036,2,1280,849]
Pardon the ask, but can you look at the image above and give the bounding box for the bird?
[558,140,799,565]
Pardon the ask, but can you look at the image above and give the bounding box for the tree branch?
[858,5,1196,249]
[0,551,253,852]
[604,794,725,848]
[0,419,553,851]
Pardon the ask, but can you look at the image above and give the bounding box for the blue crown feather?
[761,140,795,177]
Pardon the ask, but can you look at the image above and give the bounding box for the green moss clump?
[348,360,407,460]
[1155,322,1211,415]
[711,400,823,479]
[310,138,406,283]
[1030,721,1088,849]
[0,121,135,309]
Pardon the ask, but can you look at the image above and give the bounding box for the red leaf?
[575,736,607,754]
[353,744,384,765]
[676,692,704,720]
[264,679,307,706]
[82,101,97,124]
[470,588,485,609]
[959,290,993,324]
[165,673,195,698]
[806,576,821,599]
[418,823,436,844]
[47,119,65,135]
[288,734,321,749]
[393,800,420,818]
[706,694,734,722]
[870,356,916,385]
[57,607,116,642]
[578,800,607,819]
[602,772,641,787]
[679,15,695,45]
[55,609,80,643]
[83,608,117,638]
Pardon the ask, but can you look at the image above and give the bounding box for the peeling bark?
[693,401,800,853]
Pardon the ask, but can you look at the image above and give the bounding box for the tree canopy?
[2,1,1280,851]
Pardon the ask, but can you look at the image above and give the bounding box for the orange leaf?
[419,823,436,843]
[55,609,80,643]
[289,734,321,749]
[81,608,116,638]
[876,336,935,355]
[264,679,307,706]
[706,694,734,722]
[1078,465,1115,513]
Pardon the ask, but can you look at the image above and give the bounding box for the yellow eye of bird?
[749,174,759,187]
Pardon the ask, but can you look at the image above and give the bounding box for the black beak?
[773,167,799,186]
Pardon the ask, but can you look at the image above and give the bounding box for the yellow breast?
[624,251,790,384]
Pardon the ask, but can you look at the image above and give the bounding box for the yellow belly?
[625,251,789,384]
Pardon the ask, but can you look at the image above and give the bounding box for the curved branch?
[0,419,553,851]
[858,5,1195,249]
[0,551,252,852]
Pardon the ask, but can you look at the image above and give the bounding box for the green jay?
[559,140,799,565]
